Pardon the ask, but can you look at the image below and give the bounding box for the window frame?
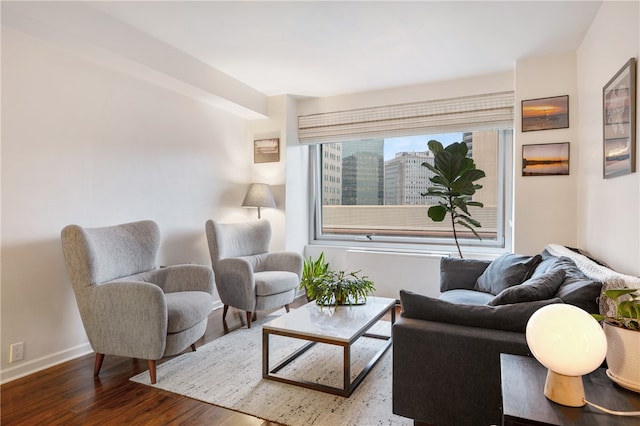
[308,129,514,254]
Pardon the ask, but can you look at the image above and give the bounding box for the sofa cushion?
[400,289,563,333]
[543,256,602,314]
[255,271,299,296]
[439,289,495,305]
[487,269,566,306]
[440,257,491,292]
[165,291,214,333]
[474,253,542,295]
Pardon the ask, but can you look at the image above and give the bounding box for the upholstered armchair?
[61,220,215,384]
[205,219,303,328]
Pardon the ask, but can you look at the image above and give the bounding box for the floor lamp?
[241,183,275,219]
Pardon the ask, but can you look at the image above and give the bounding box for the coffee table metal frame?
[262,297,395,397]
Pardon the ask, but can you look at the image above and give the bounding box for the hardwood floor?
[1,298,309,426]
[2,297,399,425]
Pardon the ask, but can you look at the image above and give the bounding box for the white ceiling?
[89,1,603,98]
[3,1,603,102]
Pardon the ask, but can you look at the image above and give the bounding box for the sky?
[384,132,463,160]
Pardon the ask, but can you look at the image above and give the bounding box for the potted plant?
[311,269,375,308]
[300,253,375,308]
[421,140,486,258]
[300,252,330,302]
[592,288,640,392]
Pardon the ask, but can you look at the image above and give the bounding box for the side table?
[500,353,640,426]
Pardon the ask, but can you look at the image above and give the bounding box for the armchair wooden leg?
[252,311,257,321]
[191,343,197,352]
[94,353,105,377]
[148,360,157,384]
[285,304,291,313]
[246,311,252,329]
[222,305,229,320]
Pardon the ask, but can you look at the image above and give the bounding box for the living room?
[2,0,639,424]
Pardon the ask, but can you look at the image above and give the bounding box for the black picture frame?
[253,138,280,163]
[522,142,570,176]
[522,95,569,132]
[603,58,636,179]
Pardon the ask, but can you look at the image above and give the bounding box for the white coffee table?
[262,296,396,397]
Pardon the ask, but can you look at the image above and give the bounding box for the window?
[311,129,512,249]
[300,92,514,251]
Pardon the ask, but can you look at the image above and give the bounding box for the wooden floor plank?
[1,297,399,425]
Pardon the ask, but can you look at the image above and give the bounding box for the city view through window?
[318,130,503,243]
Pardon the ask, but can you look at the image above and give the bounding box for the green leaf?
[428,205,447,222]
[461,168,486,183]
[427,140,444,154]
[434,151,465,183]
[618,300,640,321]
[445,142,468,157]
[457,220,482,240]
[604,288,639,300]
[466,201,484,208]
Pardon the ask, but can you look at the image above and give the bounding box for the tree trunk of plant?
[449,196,463,258]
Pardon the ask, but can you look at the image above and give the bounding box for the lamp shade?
[526,304,607,376]
[242,183,275,218]
[526,304,607,406]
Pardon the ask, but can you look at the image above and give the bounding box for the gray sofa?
[392,245,611,426]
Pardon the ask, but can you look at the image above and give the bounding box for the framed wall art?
[603,57,636,179]
[522,95,569,132]
[522,142,570,176]
[253,138,280,163]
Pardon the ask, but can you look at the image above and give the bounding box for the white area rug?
[130,310,410,426]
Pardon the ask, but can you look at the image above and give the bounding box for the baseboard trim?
[3,300,228,384]
[1,342,93,385]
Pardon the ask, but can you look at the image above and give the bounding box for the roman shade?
[298,91,514,144]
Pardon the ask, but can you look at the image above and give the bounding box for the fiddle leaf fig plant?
[421,139,486,258]
[592,288,640,331]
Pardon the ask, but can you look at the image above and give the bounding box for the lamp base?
[544,370,586,407]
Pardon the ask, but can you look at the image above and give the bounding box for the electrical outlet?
[10,342,24,363]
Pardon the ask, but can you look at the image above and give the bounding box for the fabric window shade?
[298,91,514,144]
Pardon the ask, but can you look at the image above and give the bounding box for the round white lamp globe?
[526,304,607,407]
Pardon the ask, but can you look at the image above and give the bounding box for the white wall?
[0,29,260,382]
[576,1,640,276]
[513,53,579,254]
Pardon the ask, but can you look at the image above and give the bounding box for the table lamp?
[241,183,275,218]
[526,304,607,407]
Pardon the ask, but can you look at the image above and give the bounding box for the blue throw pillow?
[488,269,566,306]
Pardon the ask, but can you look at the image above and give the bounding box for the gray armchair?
[61,220,215,384]
[205,219,303,328]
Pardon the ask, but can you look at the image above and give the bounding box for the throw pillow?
[488,269,566,306]
[439,257,491,292]
[547,257,602,314]
[474,253,543,295]
[400,289,563,333]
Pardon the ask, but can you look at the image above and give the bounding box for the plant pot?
[603,321,640,392]
[315,294,367,306]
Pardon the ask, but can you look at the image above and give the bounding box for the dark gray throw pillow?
[487,269,566,306]
[440,257,491,292]
[547,257,602,314]
[474,253,542,295]
[400,289,563,333]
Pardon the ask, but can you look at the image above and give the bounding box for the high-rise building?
[342,139,384,205]
[384,151,436,205]
[321,143,342,205]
